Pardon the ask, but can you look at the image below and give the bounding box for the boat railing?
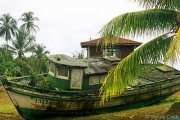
[6,73,47,81]
[4,77,100,99]
[3,74,180,99]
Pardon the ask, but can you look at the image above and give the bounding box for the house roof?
[81,38,142,47]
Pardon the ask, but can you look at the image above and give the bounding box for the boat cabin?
[47,54,120,91]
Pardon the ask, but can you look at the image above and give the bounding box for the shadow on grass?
[165,102,180,120]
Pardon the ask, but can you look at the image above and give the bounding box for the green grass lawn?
[0,85,180,120]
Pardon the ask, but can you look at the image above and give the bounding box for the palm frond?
[128,0,180,10]
[165,29,180,65]
[33,24,40,31]
[99,9,178,47]
[100,33,173,105]
[31,17,39,21]
[6,44,17,53]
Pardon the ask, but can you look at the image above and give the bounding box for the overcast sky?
[0,0,144,56]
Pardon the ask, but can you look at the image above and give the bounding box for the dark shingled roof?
[48,54,117,75]
[81,38,142,47]
[48,54,180,77]
[80,58,115,75]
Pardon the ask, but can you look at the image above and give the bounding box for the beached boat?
[1,54,180,119]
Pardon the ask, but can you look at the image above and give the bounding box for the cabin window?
[89,75,106,85]
[49,62,55,76]
[56,66,69,80]
[100,75,106,84]
[89,76,99,85]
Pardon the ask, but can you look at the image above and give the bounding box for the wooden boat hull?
[8,92,174,119]
[2,77,180,119]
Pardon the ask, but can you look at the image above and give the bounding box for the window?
[103,47,121,59]
[56,66,69,79]
[49,62,55,76]
[100,75,106,84]
[89,75,106,85]
[89,76,99,85]
[103,47,116,57]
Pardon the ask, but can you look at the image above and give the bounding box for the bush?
[40,78,50,92]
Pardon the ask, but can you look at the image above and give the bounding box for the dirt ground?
[0,85,24,120]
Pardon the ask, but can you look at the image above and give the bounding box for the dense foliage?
[0,12,50,77]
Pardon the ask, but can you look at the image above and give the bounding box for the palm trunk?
[6,39,8,50]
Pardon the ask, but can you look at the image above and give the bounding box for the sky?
[0,0,144,57]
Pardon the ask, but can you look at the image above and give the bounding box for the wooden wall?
[89,46,103,58]
[88,45,135,59]
[120,46,134,59]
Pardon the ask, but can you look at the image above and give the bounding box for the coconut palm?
[0,13,17,48]
[72,50,85,59]
[18,11,39,35]
[7,29,35,61]
[33,44,50,73]
[99,0,180,104]
[6,29,36,75]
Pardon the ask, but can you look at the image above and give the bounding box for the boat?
[1,54,180,119]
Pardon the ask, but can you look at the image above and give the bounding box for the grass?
[0,85,180,120]
[41,100,180,120]
[0,86,24,120]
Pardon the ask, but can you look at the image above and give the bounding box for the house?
[80,37,142,60]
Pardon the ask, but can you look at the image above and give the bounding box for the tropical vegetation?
[0,13,18,49]
[72,49,85,59]
[33,44,50,74]
[99,0,180,104]
[0,12,49,77]
[18,11,39,35]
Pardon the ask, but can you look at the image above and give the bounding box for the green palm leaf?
[165,29,180,65]
[100,33,173,105]
[100,9,177,42]
[128,0,180,10]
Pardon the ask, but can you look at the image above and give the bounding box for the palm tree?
[0,13,17,49]
[33,44,50,73]
[99,0,180,105]
[72,50,85,59]
[18,11,39,35]
[6,29,36,76]
[7,29,35,61]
